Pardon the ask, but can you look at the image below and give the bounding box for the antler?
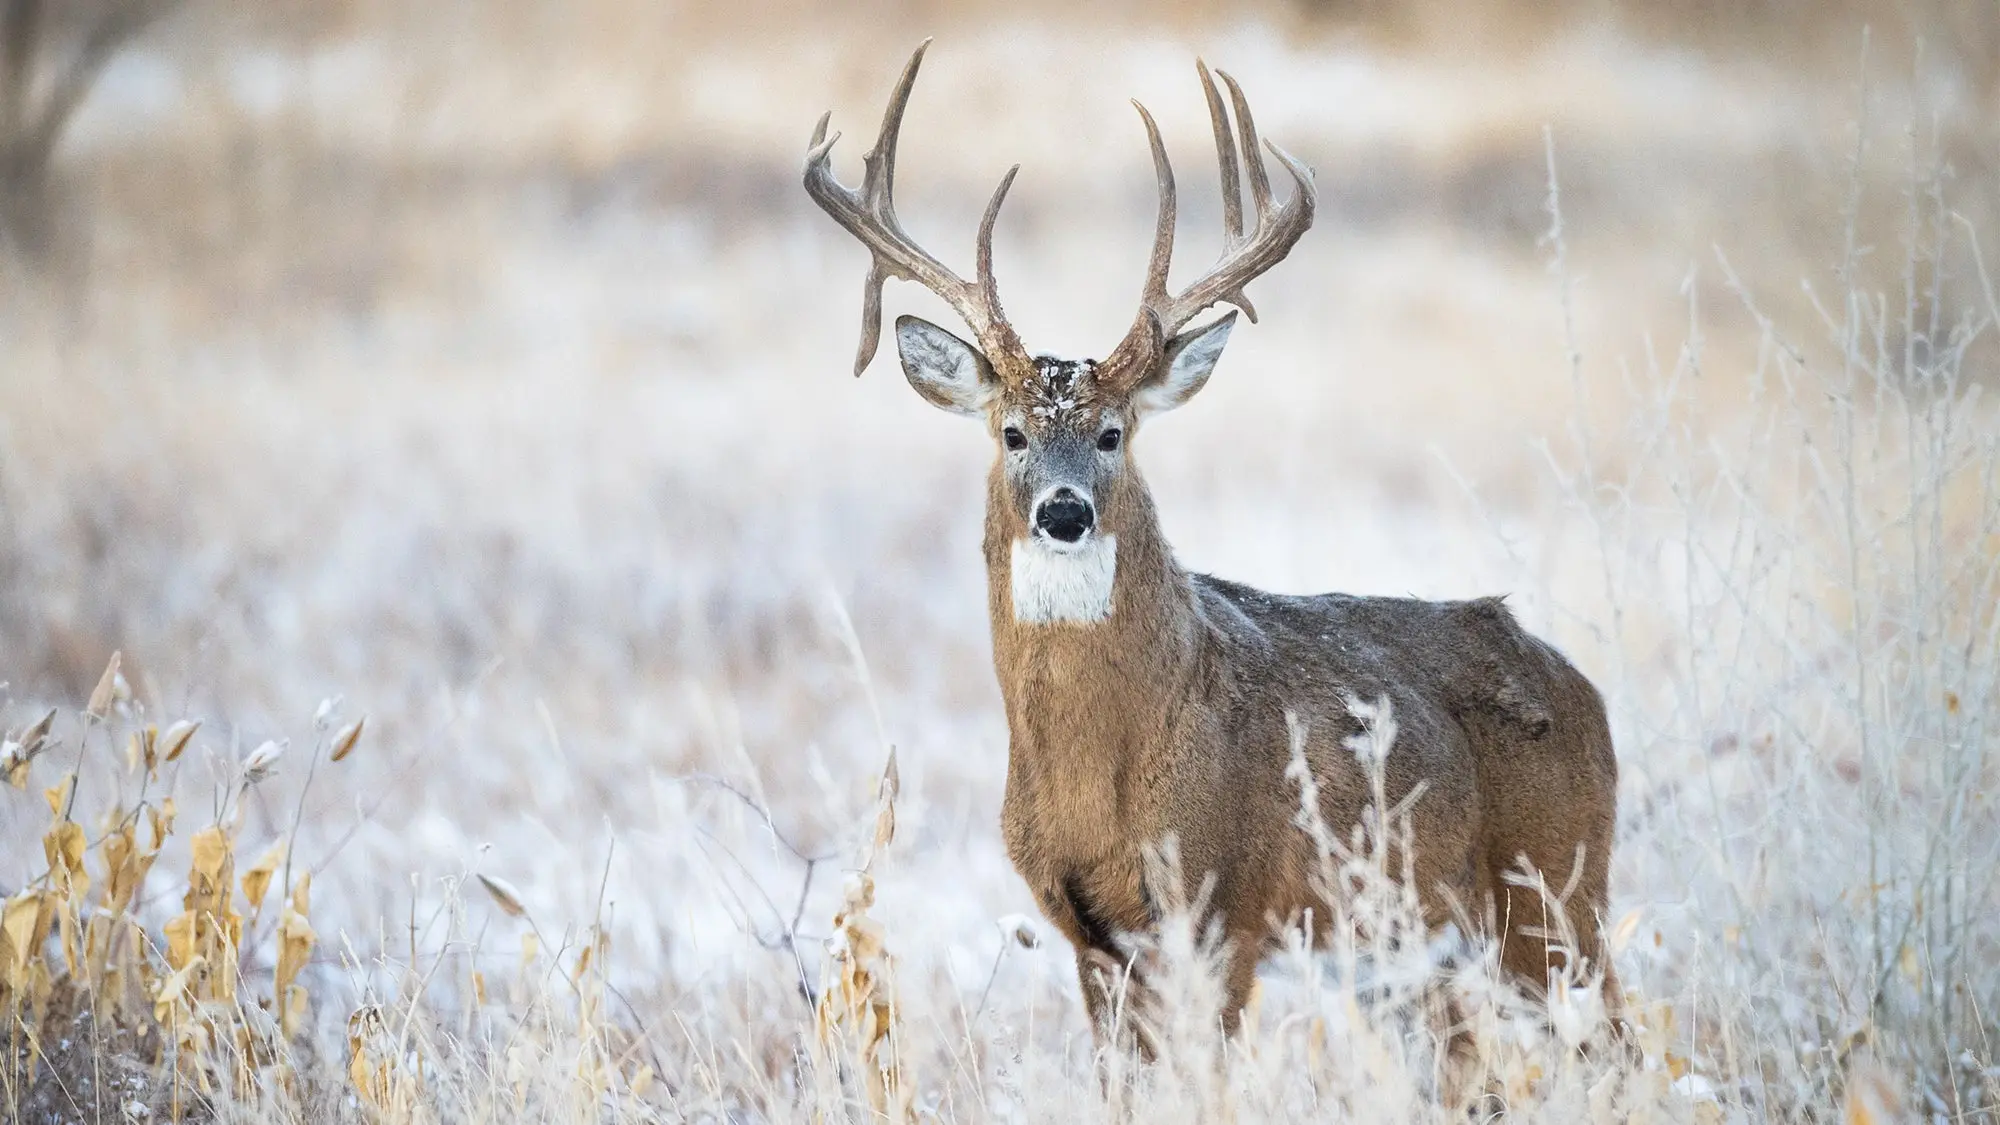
[1105,61,1316,379]
[804,40,1025,377]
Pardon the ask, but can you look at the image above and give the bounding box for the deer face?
[893,312,1236,551]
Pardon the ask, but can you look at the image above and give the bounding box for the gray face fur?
[893,313,1235,551]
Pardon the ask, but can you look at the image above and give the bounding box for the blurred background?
[1,0,1997,1115]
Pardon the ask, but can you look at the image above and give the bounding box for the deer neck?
[982,467,1199,762]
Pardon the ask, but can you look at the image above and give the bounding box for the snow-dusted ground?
[2,8,1994,1120]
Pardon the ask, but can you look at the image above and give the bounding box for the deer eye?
[1097,428,1123,452]
[1003,427,1028,451]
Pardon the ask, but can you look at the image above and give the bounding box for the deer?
[803,42,1622,1049]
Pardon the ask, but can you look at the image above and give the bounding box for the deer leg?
[1217,941,1260,1037]
[1491,845,1625,1047]
[1076,946,1151,1057]
[1431,983,1484,1111]
[1045,873,1155,1057]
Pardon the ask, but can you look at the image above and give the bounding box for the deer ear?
[895,316,994,416]
[1134,311,1235,418]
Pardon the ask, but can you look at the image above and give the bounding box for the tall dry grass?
[1,4,1997,1122]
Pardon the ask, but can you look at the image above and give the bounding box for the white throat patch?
[1010,535,1118,625]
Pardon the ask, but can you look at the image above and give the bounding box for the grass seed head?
[3,707,60,788]
[998,913,1041,949]
[478,873,528,918]
[329,716,366,762]
[86,651,123,717]
[19,706,57,751]
[242,738,287,783]
[158,718,200,763]
[313,696,342,731]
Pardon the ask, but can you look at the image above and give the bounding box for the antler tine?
[977,165,1020,312]
[862,40,929,214]
[803,40,1022,377]
[1105,65,1314,383]
[1216,70,1272,216]
[1132,100,1176,312]
[1196,61,1244,247]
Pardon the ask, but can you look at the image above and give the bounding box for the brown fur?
[979,380,1621,1040]
[802,42,1621,1047]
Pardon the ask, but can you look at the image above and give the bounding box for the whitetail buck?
[804,43,1621,1043]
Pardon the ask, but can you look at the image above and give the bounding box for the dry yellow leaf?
[43,821,88,900]
[148,798,176,850]
[241,843,286,914]
[153,955,204,1024]
[43,776,73,819]
[164,910,196,969]
[275,873,315,1004]
[100,822,148,913]
[188,825,233,900]
[347,1005,391,1109]
[82,913,112,989]
[1,891,48,991]
[844,914,887,965]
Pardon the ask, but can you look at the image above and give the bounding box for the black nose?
[1035,490,1095,543]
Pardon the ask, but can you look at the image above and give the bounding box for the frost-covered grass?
[1,7,1996,1122]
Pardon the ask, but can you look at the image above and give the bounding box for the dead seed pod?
[313,696,344,731]
[18,707,57,752]
[477,873,528,918]
[997,913,1041,949]
[86,651,122,718]
[329,717,366,763]
[2,708,59,788]
[241,739,287,784]
[0,741,28,789]
[158,719,200,764]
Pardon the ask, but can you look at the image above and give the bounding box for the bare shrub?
[0,0,178,257]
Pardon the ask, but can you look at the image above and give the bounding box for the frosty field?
[1,3,1996,1121]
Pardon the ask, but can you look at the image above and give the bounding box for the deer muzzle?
[1033,487,1096,545]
